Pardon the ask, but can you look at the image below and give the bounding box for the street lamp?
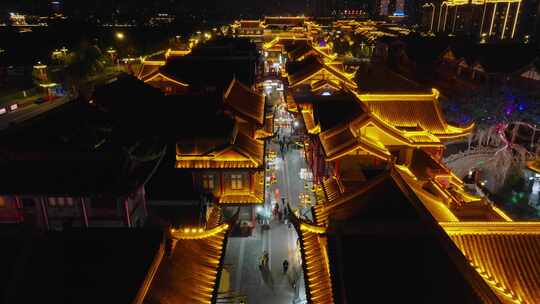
[115,31,125,40]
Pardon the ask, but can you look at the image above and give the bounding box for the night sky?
[0,0,321,15]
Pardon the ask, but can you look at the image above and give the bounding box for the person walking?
[282,260,289,274]
[260,251,269,268]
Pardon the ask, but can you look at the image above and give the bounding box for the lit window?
[202,174,214,190]
[0,196,6,208]
[231,174,243,190]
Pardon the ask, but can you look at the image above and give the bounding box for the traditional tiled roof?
[442,222,540,304]
[330,170,502,303]
[1,229,164,304]
[142,70,190,87]
[310,79,342,92]
[321,176,344,204]
[305,169,500,303]
[146,224,230,304]
[239,20,262,28]
[319,118,391,161]
[286,92,298,112]
[255,114,275,139]
[450,44,538,75]
[286,56,357,89]
[526,160,540,174]
[358,89,474,139]
[394,165,461,222]
[224,79,265,126]
[286,41,313,61]
[137,62,164,80]
[301,108,319,134]
[176,131,264,169]
[206,204,223,229]
[295,221,334,304]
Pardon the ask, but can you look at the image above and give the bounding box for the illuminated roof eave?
[394,165,461,222]
[144,72,189,87]
[356,88,440,102]
[171,223,230,240]
[526,161,540,174]
[140,60,166,66]
[219,194,264,205]
[355,89,474,138]
[359,117,444,148]
[289,66,357,89]
[165,48,191,59]
[440,222,540,234]
[325,138,391,162]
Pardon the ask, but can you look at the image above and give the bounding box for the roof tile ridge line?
[232,132,264,166]
[211,218,234,304]
[223,78,237,100]
[320,115,361,139]
[430,88,452,131]
[389,166,505,303]
[145,71,189,87]
[350,90,371,113]
[362,115,417,146]
[287,204,334,304]
[321,60,356,84]
[131,233,165,304]
[323,172,390,215]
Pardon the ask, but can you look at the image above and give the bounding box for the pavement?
[220,82,310,304]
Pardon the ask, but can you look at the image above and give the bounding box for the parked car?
[34,97,46,104]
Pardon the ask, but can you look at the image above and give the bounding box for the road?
[0,95,72,130]
[221,83,310,304]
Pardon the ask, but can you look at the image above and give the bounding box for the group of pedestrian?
[272,201,290,223]
[276,129,294,156]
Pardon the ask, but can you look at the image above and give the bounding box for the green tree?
[64,41,108,98]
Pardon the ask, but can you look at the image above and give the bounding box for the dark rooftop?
[0,77,164,196]
[325,173,498,303]
[451,43,539,74]
[145,145,201,202]
[0,228,163,304]
[166,94,236,141]
[308,91,365,131]
[162,57,257,91]
[189,37,258,58]
[356,63,431,93]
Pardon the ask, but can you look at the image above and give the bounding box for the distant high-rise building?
[379,0,390,16]
[374,0,406,16]
[421,0,540,43]
[394,0,405,15]
[51,1,62,13]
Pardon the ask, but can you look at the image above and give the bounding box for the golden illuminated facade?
[174,79,268,205]
[279,27,540,302]
[231,16,314,42]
